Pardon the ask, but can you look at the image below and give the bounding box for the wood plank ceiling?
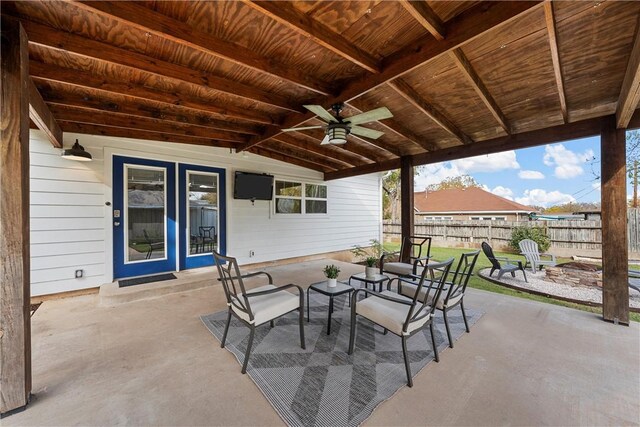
[4,0,640,179]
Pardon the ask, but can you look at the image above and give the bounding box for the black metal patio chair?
[348,257,454,387]
[213,250,305,374]
[481,241,527,282]
[379,235,432,277]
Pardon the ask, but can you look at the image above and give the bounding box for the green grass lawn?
[382,243,640,323]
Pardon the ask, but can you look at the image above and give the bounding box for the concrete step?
[99,266,217,306]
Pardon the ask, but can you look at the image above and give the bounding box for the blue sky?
[414,136,603,207]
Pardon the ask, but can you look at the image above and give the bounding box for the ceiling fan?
[282,103,393,145]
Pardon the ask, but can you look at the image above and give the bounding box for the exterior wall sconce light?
[61,139,92,161]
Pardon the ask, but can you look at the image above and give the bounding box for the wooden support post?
[600,116,629,325]
[0,17,32,414]
[400,156,414,261]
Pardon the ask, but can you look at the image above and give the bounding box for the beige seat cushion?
[399,283,463,310]
[230,284,300,326]
[355,290,431,336]
[383,262,415,276]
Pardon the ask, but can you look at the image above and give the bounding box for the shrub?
[323,264,340,279]
[364,256,378,267]
[351,239,384,266]
[509,226,551,252]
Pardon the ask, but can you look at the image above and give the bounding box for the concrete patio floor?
[5,259,639,426]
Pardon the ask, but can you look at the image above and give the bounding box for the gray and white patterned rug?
[201,292,482,427]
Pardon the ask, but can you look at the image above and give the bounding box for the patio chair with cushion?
[397,250,480,348]
[519,238,556,273]
[379,235,432,277]
[212,251,305,374]
[348,257,454,387]
[481,241,527,282]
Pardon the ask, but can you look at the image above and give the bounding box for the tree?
[628,130,640,208]
[382,168,420,222]
[426,175,481,191]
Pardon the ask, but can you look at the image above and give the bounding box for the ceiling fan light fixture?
[327,124,348,145]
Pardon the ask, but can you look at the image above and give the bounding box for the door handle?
[114,221,120,227]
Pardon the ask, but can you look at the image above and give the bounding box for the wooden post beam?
[450,48,510,133]
[399,1,446,41]
[543,1,569,124]
[600,116,629,325]
[0,16,32,415]
[616,13,640,128]
[28,80,63,148]
[400,156,415,261]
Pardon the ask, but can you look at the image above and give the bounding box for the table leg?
[327,295,333,335]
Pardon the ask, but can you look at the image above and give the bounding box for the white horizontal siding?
[28,130,381,296]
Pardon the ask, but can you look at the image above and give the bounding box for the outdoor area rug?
[201,292,482,427]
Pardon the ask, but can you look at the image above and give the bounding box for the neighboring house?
[414,188,534,222]
[29,131,382,296]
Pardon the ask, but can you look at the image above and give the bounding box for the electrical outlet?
[249,250,255,257]
[75,269,84,278]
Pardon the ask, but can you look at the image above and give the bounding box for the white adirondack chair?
[518,239,556,273]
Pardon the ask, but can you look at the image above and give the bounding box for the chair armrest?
[245,283,302,298]
[539,253,556,261]
[217,271,274,284]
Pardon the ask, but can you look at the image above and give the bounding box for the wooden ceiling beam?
[388,79,473,144]
[249,146,330,173]
[48,104,249,143]
[38,86,263,136]
[58,121,237,149]
[616,13,640,128]
[543,1,568,123]
[244,1,380,73]
[348,133,403,157]
[17,17,300,113]
[450,48,510,133]
[28,79,63,148]
[399,1,446,41]
[272,133,365,168]
[240,1,539,151]
[325,115,605,180]
[30,61,280,126]
[72,1,334,96]
[346,100,440,151]
[263,140,343,171]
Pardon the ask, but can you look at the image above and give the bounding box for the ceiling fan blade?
[345,107,393,125]
[282,125,324,132]
[350,126,384,139]
[320,134,330,145]
[303,105,337,123]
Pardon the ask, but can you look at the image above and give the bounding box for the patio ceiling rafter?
[272,133,367,168]
[243,0,381,73]
[543,1,568,124]
[70,1,335,96]
[28,79,62,148]
[616,13,640,128]
[398,0,446,41]
[248,146,332,173]
[262,139,344,171]
[239,1,541,151]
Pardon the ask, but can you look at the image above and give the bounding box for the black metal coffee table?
[307,280,353,335]
[348,272,390,293]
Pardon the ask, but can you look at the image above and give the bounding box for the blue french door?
[178,164,226,269]
[113,156,176,279]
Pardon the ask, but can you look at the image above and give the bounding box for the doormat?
[119,273,177,288]
[201,292,483,427]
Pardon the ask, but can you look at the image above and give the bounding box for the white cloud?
[592,182,601,190]
[491,185,514,200]
[515,189,576,207]
[518,170,545,180]
[415,151,520,190]
[454,151,520,173]
[543,144,594,179]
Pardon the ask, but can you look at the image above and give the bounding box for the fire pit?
[545,262,602,288]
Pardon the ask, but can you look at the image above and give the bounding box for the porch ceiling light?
[327,123,348,145]
[61,139,92,161]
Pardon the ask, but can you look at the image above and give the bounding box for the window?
[275,180,327,214]
[470,216,506,221]
[421,216,452,221]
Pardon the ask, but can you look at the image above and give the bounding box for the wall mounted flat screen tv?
[234,171,274,201]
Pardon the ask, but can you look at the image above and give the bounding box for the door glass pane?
[126,166,166,262]
[188,172,219,255]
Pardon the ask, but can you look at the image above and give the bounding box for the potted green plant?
[364,256,378,278]
[323,264,340,287]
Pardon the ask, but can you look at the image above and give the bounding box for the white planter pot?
[365,267,377,278]
[327,278,337,287]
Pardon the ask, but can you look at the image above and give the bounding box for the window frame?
[273,179,328,216]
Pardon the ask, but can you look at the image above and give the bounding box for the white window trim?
[274,179,328,215]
